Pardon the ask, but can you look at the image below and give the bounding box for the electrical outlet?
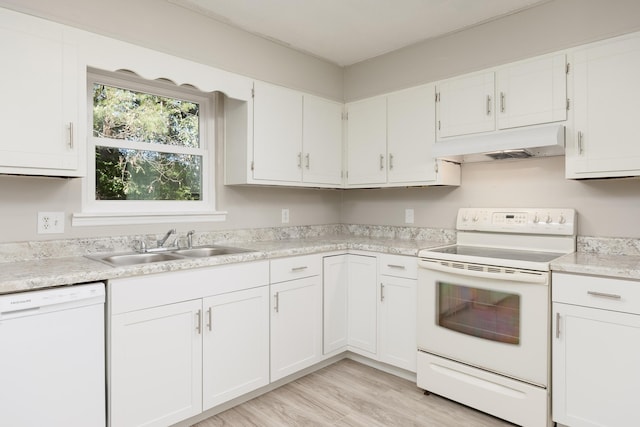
[405,208,415,224]
[281,208,290,224]
[37,212,65,234]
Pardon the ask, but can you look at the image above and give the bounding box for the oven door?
[417,258,549,387]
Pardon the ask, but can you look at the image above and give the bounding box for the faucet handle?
[132,239,147,253]
[186,230,195,249]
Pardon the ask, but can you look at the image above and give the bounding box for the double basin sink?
[90,245,253,267]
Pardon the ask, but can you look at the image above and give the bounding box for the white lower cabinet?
[552,272,640,427]
[323,252,418,372]
[378,254,417,372]
[108,262,269,427]
[270,255,323,381]
[111,300,203,427]
[347,254,379,355]
[202,287,270,410]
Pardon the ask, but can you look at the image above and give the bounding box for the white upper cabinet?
[387,84,438,184]
[0,8,81,176]
[496,53,567,130]
[436,71,495,138]
[346,96,388,186]
[226,80,343,187]
[436,53,568,141]
[566,33,640,178]
[346,89,460,188]
[302,95,343,185]
[252,81,304,182]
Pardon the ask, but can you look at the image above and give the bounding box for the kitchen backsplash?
[0,224,637,263]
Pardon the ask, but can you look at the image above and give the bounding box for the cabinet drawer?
[271,254,321,283]
[378,254,417,279]
[553,272,640,315]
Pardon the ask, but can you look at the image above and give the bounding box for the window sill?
[72,211,227,227]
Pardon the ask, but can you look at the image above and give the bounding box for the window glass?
[84,69,214,217]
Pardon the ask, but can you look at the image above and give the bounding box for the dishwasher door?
[0,283,105,427]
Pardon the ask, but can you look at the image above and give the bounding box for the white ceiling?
[169,0,549,66]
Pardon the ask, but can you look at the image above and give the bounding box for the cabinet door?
[347,254,378,355]
[387,84,437,184]
[379,275,417,372]
[568,34,640,177]
[346,96,387,185]
[202,286,269,410]
[552,302,640,427]
[496,53,567,130]
[252,81,303,182]
[436,71,495,138]
[323,254,349,354]
[0,9,79,175]
[302,95,343,185]
[271,276,322,381]
[110,300,203,427]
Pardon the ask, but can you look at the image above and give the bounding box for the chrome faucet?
[186,230,195,249]
[157,228,176,248]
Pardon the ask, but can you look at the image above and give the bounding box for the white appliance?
[0,283,106,427]
[417,208,576,427]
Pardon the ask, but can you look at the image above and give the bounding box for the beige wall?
[341,157,640,238]
[344,0,640,101]
[1,0,640,243]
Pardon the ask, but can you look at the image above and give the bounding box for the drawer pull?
[291,266,308,272]
[387,264,406,269]
[587,291,621,300]
[196,309,202,334]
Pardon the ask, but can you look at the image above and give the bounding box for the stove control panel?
[457,208,576,235]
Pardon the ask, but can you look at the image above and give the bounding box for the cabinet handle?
[291,266,308,272]
[68,122,74,149]
[305,153,310,169]
[196,309,202,334]
[387,264,406,269]
[500,92,505,113]
[206,307,212,331]
[380,283,385,302]
[274,292,280,313]
[555,312,560,338]
[389,153,394,170]
[577,131,584,154]
[486,95,492,115]
[379,154,384,170]
[587,290,621,300]
[297,152,302,168]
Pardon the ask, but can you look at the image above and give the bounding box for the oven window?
[437,282,520,345]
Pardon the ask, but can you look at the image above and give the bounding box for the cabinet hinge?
[250,161,254,171]
[566,98,570,111]
[434,161,439,173]
[435,92,440,103]
[342,112,348,120]
[438,120,441,130]
[251,88,255,98]
[566,63,570,74]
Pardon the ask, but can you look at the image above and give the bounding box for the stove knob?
[545,215,552,224]
[533,215,540,224]
[559,214,566,224]
[472,215,479,222]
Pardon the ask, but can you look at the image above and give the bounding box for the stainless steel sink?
[89,245,253,267]
[96,252,186,267]
[172,246,251,258]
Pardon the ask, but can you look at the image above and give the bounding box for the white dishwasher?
[0,282,106,427]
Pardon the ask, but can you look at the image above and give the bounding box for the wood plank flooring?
[193,359,515,426]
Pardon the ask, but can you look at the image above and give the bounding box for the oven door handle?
[418,259,547,284]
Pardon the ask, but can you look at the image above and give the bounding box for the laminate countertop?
[0,236,448,295]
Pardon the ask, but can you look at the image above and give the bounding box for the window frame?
[74,69,225,226]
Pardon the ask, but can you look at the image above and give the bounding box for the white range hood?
[433,123,565,163]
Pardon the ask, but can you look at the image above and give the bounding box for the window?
[75,69,223,225]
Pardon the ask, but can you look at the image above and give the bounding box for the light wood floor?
[193,359,515,426]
